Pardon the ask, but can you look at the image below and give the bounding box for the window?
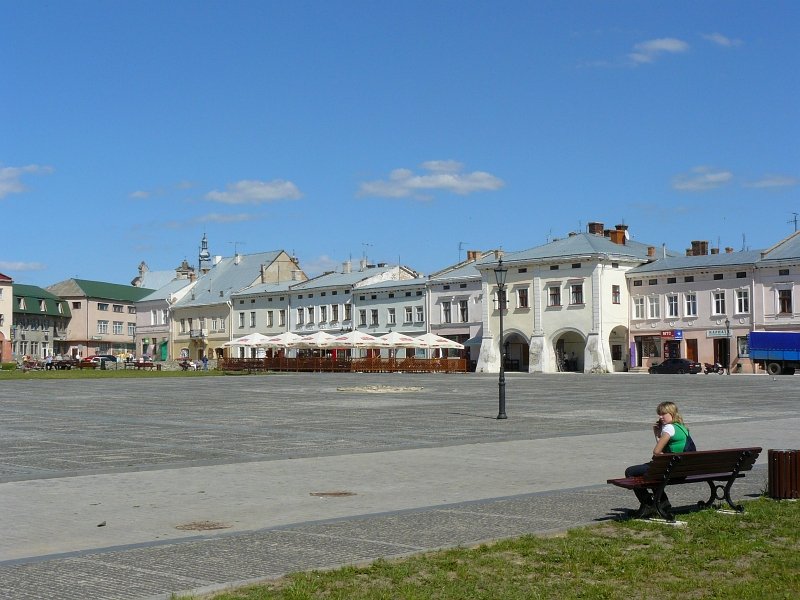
[713,291,726,315]
[72,301,81,309]
[113,321,123,335]
[443,285,450,290]
[387,308,396,325]
[517,288,529,308]
[684,276,694,283]
[151,309,157,325]
[779,269,789,276]
[459,300,468,322]
[320,306,327,322]
[685,293,697,317]
[713,274,723,280]
[737,336,749,358]
[307,307,314,323]
[250,312,256,328]
[550,265,559,270]
[667,277,676,284]
[358,309,367,326]
[779,289,792,314]
[113,305,123,313]
[97,320,109,334]
[666,295,679,318]
[518,268,527,274]
[39,300,46,311]
[297,308,304,325]
[442,301,452,323]
[331,304,339,322]
[219,317,225,332]
[180,318,186,333]
[128,323,135,336]
[161,309,168,325]
[736,272,746,279]
[648,279,657,285]
[736,289,750,314]
[634,297,645,319]
[549,286,561,307]
[572,263,581,269]
[98,303,109,311]
[279,310,286,327]
[370,309,379,326]
[238,312,245,327]
[570,284,583,305]
[344,304,352,321]
[267,311,274,327]
[612,285,620,304]
[405,306,413,323]
[211,318,218,331]
[415,306,424,322]
[648,296,660,319]
[633,280,642,287]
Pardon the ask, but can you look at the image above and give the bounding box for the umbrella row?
[222,330,464,350]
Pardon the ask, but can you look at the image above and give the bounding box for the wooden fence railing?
[218,356,467,373]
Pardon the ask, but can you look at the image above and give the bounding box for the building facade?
[10,284,72,361]
[0,273,13,363]
[45,279,154,358]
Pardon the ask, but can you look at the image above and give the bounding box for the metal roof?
[628,250,764,274]
[358,277,428,291]
[476,233,673,266]
[172,251,282,307]
[758,230,800,262]
[138,278,195,302]
[289,265,402,291]
[47,279,155,302]
[12,284,72,318]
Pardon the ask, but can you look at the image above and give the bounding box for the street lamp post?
[725,318,731,375]
[494,258,508,420]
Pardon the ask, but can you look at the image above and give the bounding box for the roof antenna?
[458,241,469,262]
[788,212,799,232]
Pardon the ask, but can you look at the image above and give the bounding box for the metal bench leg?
[700,480,744,512]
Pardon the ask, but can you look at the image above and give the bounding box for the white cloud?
[744,175,799,189]
[130,190,151,199]
[300,254,341,278]
[206,179,303,204]
[0,164,54,199]
[0,260,46,271]
[195,213,258,224]
[702,33,742,47]
[358,161,504,200]
[672,166,733,191]
[629,37,689,64]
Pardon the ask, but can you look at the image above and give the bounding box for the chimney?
[260,264,267,284]
[609,229,625,245]
[359,258,368,271]
[686,249,693,256]
[710,248,719,255]
[568,231,577,237]
[725,247,734,254]
[615,224,628,232]
[603,229,612,237]
[647,246,656,257]
[690,241,709,256]
[494,249,504,260]
[588,222,604,235]
[234,253,241,265]
[342,260,352,274]
[467,250,478,261]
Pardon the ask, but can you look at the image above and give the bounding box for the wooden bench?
[133,362,156,370]
[607,447,762,521]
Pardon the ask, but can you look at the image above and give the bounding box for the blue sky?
[2,1,798,288]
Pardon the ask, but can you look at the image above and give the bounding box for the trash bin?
[768,449,800,499]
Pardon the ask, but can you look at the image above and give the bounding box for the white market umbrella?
[330,330,389,349]
[290,331,338,349]
[222,332,275,347]
[414,332,465,350]
[262,331,305,348]
[379,331,425,348]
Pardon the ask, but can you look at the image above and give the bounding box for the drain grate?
[310,491,356,497]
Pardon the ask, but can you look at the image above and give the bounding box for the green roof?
[47,278,155,302]
[13,284,73,318]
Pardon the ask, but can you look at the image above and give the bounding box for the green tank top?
[666,423,689,453]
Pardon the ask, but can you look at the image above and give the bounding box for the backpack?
[675,423,697,452]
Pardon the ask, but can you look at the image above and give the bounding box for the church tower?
[198,233,212,274]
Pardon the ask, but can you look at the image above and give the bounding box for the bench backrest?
[647,447,762,479]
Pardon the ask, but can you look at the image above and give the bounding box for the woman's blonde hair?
[656,401,684,424]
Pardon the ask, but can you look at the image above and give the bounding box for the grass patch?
[177,498,799,599]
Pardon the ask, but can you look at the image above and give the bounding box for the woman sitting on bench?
[624,401,693,516]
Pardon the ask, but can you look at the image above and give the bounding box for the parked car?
[648,358,702,374]
[82,355,118,364]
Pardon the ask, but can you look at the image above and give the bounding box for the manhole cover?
[175,521,232,531]
[310,491,356,497]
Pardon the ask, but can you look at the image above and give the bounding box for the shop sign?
[660,330,683,339]
[706,329,729,338]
